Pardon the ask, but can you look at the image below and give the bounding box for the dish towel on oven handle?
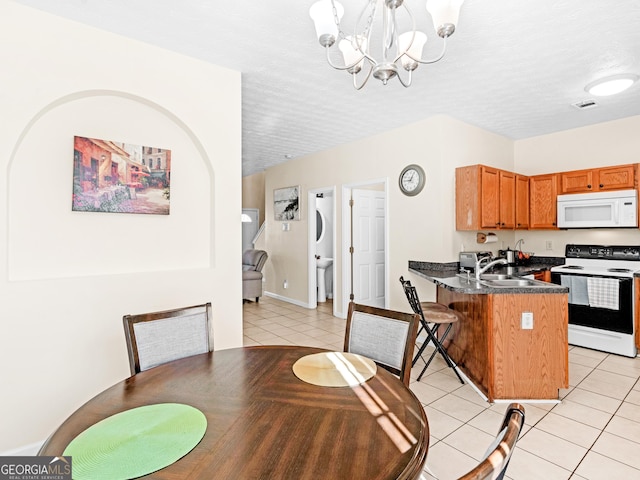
[561,275,589,306]
[586,277,619,310]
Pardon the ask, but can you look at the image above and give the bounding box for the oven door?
[550,272,633,334]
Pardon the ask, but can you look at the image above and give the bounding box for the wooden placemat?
[292,352,377,387]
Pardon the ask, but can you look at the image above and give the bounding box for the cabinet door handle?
[553,222,556,226]
[587,184,592,188]
[600,184,604,188]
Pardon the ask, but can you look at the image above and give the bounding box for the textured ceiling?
[13,0,640,176]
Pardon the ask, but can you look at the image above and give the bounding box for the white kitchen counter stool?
[399,276,464,383]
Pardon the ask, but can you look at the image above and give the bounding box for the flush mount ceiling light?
[585,74,639,97]
[309,0,464,90]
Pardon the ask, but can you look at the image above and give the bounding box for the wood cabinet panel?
[529,174,558,229]
[515,174,529,229]
[560,164,636,194]
[561,169,594,193]
[491,294,568,399]
[499,170,516,229]
[533,270,552,282]
[480,166,500,228]
[456,166,482,230]
[438,289,492,398]
[597,164,636,191]
[455,165,517,231]
[438,287,568,401]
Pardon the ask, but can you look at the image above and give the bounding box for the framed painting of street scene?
[72,136,171,215]
[274,185,300,220]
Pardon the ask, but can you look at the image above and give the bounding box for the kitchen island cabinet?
[437,287,568,401]
[409,264,568,401]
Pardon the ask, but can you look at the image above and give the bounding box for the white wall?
[263,115,514,315]
[514,116,640,255]
[0,1,242,452]
[264,114,640,318]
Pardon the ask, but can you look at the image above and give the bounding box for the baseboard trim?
[1,440,44,456]
[263,291,312,309]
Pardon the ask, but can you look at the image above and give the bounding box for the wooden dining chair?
[344,302,419,386]
[123,303,213,375]
[457,403,526,480]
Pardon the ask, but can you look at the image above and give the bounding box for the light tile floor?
[243,297,640,480]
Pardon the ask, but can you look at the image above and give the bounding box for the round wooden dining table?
[39,346,429,479]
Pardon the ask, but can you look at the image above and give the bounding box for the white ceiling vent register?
[572,100,599,110]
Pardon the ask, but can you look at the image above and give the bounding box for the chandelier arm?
[324,45,369,72]
[352,64,374,91]
[391,2,417,64]
[396,68,413,88]
[400,37,448,66]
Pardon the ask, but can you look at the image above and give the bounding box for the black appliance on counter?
[550,244,639,357]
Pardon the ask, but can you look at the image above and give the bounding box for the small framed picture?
[274,186,300,221]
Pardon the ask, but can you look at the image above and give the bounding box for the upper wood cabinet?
[479,166,500,228]
[529,174,559,229]
[456,165,517,230]
[515,174,529,229]
[457,163,636,231]
[560,164,636,194]
[499,170,516,229]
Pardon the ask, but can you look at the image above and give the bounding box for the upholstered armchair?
[242,249,268,302]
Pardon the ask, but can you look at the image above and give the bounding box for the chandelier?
[309,0,464,89]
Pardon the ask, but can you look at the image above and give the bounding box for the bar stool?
[399,276,464,383]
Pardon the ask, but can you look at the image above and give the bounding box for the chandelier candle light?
[309,0,464,89]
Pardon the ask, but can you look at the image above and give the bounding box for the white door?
[352,189,386,307]
[242,208,259,253]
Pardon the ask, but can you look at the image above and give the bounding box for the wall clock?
[399,164,426,196]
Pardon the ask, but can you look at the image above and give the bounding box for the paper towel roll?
[477,232,497,244]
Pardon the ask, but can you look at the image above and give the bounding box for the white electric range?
[550,244,639,357]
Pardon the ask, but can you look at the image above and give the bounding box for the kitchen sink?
[478,273,510,280]
[480,278,545,288]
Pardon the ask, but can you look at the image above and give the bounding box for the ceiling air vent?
[572,100,599,110]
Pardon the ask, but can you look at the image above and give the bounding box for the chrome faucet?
[475,257,509,280]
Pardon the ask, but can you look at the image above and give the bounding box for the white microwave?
[557,189,638,228]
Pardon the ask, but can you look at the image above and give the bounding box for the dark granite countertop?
[408,257,568,294]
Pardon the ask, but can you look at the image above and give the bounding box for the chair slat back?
[458,403,525,480]
[344,302,418,386]
[399,276,424,317]
[123,303,212,375]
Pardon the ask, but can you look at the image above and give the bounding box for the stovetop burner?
[556,244,640,276]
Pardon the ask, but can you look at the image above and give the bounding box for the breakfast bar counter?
[409,261,569,402]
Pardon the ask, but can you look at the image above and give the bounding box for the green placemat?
[63,403,207,480]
